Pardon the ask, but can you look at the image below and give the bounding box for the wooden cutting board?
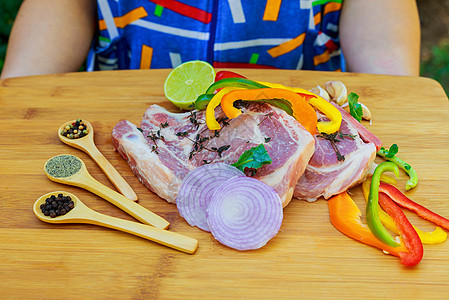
[1,69,449,299]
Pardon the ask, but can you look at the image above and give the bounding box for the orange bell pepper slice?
[220,88,318,135]
[328,191,407,257]
[257,81,342,134]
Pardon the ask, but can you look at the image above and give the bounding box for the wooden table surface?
[1,69,449,299]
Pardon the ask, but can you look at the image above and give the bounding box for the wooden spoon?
[58,119,138,201]
[34,191,198,254]
[44,154,170,229]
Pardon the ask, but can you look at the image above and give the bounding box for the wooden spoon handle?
[87,210,198,254]
[87,144,138,202]
[77,175,170,229]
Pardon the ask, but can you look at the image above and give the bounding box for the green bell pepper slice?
[366,162,401,247]
[205,78,269,95]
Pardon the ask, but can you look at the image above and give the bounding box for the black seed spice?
[40,193,75,218]
[45,155,82,178]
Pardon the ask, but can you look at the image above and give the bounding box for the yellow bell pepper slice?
[257,81,342,134]
[205,87,244,130]
[362,177,447,244]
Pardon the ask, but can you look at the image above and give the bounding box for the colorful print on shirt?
[87,0,343,72]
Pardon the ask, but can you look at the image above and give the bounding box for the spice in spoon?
[40,193,75,218]
[45,154,82,178]
[60,119,89,139]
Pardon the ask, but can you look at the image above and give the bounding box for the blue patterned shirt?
[87,0,343,71]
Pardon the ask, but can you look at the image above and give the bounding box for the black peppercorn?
[40,193,75,218]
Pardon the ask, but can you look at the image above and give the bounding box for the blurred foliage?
[0,0,23,71]
[0,0,448,99]
[421,39,449,97]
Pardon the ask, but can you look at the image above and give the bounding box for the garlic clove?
[360,102,372,123]
[309,85,331,101]
[324,81,348,106]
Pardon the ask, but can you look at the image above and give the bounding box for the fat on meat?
[294,111,377,202]
[112,103,315,207]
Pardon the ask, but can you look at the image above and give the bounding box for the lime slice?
[164,60,215,110]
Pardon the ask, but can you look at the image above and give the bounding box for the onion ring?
[206,177,283,250]
[176,163,245,231]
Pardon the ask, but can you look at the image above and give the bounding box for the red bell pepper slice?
[378,192,423,266]
[379,182,449,231]
[215,70,246,81]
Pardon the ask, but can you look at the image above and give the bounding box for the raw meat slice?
[294,112,377,202]
[112,103,315,207]
[332,102,383,151]
[111,119,189,201]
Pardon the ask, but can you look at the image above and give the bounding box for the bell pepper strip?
[362,176,400,234]
[205,78,269,95]
[377,147,418,190]
[215,70,246,81]
[220,88,318,135]
[378,174,398,185]
[196,93,294,115]
[380,182,449,231]
[257,81,342,134]
[205,87,244,130]
[195,93,214,110]
[308,96,343,134]
[366,162,401,248]
[256,81,317,97]
[378,192,423,266]
[328,192,407,257]
[362,178,447,244]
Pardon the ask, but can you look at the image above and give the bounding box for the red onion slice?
[176,163,245,231]
[206,177,283,250]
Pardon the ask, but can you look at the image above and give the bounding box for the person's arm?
[339,0,420,76]
[1,0,97,79]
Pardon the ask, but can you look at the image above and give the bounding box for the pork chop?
[294,111,377,202]
[112,103,315,207]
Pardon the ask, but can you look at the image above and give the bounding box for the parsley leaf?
[385,144,399,158]
[232,144,272,173]
[348,92,363,123]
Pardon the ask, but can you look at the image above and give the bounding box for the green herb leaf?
[231,144,272,172]
[385,144,399,158]
[348,92,363,122]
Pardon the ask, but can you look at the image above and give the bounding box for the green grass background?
[1,0,448,97]
[0,0,22,71]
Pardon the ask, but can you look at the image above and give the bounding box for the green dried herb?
[45,154,82,178]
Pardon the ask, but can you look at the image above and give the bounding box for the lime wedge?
[164,60,215,110]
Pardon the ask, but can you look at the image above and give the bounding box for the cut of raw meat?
[332,102,383,151]
[293,111,378,202]
[112,103,315,207]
